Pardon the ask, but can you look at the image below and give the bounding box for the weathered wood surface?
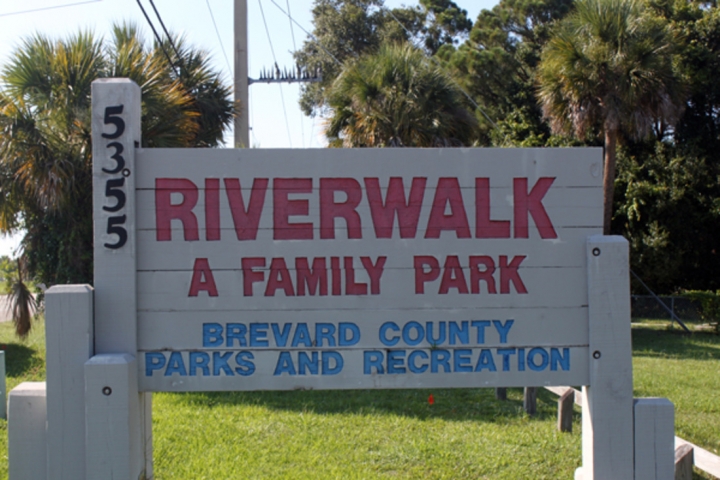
[8,382,46,480]
[495,387,507,400]
[558,388,574,432]
[634,398,674,480]
[524,387,537,415]
[581,236,634,479]
[545,386,583,406]
[675,436,720,479]
[674,443,693,480]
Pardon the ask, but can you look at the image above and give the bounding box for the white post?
[92,78,152,477]
[234,0,250,147]
[0,350,6,420]
[8,382,47,480]
[45,285,94,480]
[85,354,143,479]
[578,235,634,480]
[634,398,674,480]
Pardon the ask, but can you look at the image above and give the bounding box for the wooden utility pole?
[234,0,249,148]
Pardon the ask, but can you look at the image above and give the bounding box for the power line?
[258,0,293,147]
[148,0,183,65]
[0,0,102,17]
[285,0,304,147]
[205,0,233,74]
[135,0,180,77]
[267,0,341,66]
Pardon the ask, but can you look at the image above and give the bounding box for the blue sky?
[0,0,499,256]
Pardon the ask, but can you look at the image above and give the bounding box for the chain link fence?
[631,295,704,322]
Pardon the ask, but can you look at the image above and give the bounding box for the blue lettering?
[453,349,472,372]
[338,323,360,346]
[213,352,234,376]
[387,350,406,374]
[291,323,313,347]
[379,322,400,346]
[250,323,269,347]
[518,348,526,371]
[274,351,297,375]
[226,323,247,347]
[426,322,446,345]
[322,351,343,375]
[315,323,336,347]
[145,352,166,376]
[271,323,292,347]
[431,349,451,373]
[493,320,514,344]
[402,322,424,346]
[449,321,469,345]
[364,351,385,374]
[471,321,491,344]
[298,351,319,375]
[203,323,223,347]
[550,348,570,371]
[165,352,187,376]
[408,350,428,373]
[528,347,549,371]
[497,348,516,371]
[189,352,210,376]
[474,349,497,372]
[235,351,255,376]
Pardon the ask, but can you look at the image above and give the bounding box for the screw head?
[593,351,601,359]
[122,168,131,177]
[102,386,112,396]
[592,248,601,257]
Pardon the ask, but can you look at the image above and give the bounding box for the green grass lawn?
[0,318,717,479]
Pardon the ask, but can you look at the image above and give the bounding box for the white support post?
[578,235,634,480]
[8,382,47,480]
[85,354,144,479]
[0,350,6,420]
[92,78,152,476]
[45,285,94,480]
[634,398,674,480]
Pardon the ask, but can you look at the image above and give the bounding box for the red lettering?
[205,179,220,241]
[425,178,471,239]
[331,257,341,295]
[500,255,528,294]
[296,257,328,296]
[513,178,557,239]
[414,255,440,294]
[320,178,362,239]
[470,256,496,294]
[265,258,295,296]
[273,178,313,240]
[365,177,426,238]
[241,257,265,296]
[475,178,510,238]
[155,178,199,241]
[439,255,469,294]
[344,257,367,295]
[188,258,218,297]
[360,256,386,295]
[225,178,268,241]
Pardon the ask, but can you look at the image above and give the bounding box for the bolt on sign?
[93,85,603,393]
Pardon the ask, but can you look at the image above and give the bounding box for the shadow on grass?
[632,326,720,361]
[162,386,565,424]
[1,343,42,377]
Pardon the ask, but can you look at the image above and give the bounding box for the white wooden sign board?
[125,147,603,392]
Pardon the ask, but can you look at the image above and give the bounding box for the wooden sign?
[130,148,603,392]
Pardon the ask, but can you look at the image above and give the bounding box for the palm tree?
[326,43,477,147]
[0,24,233,336]
[537,0,684,234]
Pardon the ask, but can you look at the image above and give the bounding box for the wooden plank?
[558,388,574,432]
[674,443,693,480]
[634,398,674,480]
[581,236,634,479]
[675,436,720,478]
[545,386,583,407]
[524,387,537,415]
[45,285,94,480]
